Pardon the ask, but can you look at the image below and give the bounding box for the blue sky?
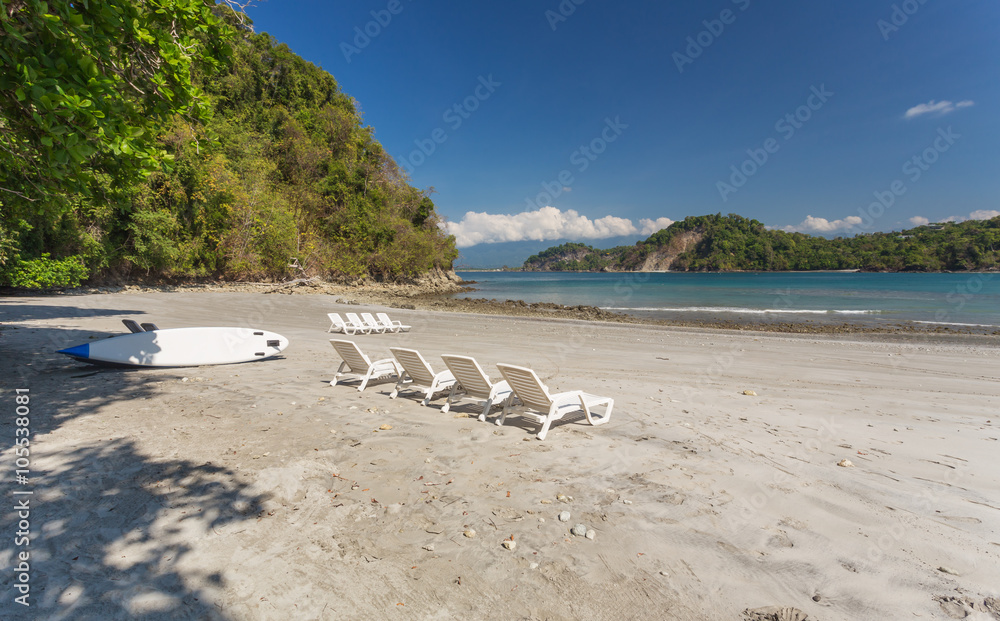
[245,0,999,256]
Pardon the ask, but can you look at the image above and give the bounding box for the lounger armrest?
[579,392,612,406]
[579,392,613,425]
[371,358,402,375]
[490,380,512,400]
[549,390,585,408]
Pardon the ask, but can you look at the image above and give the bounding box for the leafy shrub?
[10,254,88,288]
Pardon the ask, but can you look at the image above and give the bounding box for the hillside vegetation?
[1,4,456,288]
[523,214,1000,272]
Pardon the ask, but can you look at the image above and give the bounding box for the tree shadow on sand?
[1,322,270,620]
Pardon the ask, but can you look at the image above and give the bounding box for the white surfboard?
[58,327,289,367]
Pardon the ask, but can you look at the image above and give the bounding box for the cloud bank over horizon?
[443,207,674,248]
[783,210,1000,235]
[780,215,865,234]
[444,206,998,248]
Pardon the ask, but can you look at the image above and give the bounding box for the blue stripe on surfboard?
[57,343,90,359]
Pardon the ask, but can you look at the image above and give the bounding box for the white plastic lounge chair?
[389,348,457,406]
[329,339,401,391]
[376,312,411,333]
[360,312,388,334]
[495,364,613,441]
[440,354,512,421]
[327,313,357,334]
[344,312,372,335]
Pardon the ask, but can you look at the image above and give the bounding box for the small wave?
[601,306,882,315]
[913,320,1000,328]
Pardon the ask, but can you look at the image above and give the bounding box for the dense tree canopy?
[1,2,457,287]
[0,0,233,202]
[523,214,1000,273]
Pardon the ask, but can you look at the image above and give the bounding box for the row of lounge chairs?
[328,339,614,441]
[327,312,411,335]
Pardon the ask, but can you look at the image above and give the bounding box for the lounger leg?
[358,372,371,392]
[536,404,562,440]
[389,375,406,399]
[478,398,494,422]
[442,384,458,413]
[331,361,348,387]
[536,417,554,441]
[495,395,513,427]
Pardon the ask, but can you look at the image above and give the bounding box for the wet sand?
[1,290,998,620]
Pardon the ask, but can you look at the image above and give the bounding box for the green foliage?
[0,0,234,204]
[9,253,87,288]
[0,215,23,270]
[0,5,456,286]
[523,215,1000,273]
[524,243,608,271]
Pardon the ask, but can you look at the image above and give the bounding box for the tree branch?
[0,186,37,201]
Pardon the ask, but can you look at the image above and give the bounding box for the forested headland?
[523,214,1000,273]
[1,1,457,289]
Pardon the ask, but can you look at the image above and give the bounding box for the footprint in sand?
[742,606,811,621]
[934,596,1000,620]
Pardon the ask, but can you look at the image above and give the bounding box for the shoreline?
[5,277,999,338]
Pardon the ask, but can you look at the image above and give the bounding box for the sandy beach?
[1,289,999,620]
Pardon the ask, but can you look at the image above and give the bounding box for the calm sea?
[452,271,1000,329]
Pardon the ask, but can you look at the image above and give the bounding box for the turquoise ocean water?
[453,271,1000,329]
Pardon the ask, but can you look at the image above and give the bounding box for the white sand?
[1,290,998,620]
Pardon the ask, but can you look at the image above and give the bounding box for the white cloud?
[781,215,864,234]
[941,209,1000,223]
[909,216,930,226]
[444,206,642,248]
[904,99,974,120]
[639,217,675,235]
[967,209,1000,221]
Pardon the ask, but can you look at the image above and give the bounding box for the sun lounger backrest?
[345,312,368,329]
[331,339,371,372]
[497,364,553,411]
[377,313,411,332]
[390,348,436,385]
[441,355,492,396]
[361,313,383,331]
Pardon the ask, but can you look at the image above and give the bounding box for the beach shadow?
[0,303,148,324]
[1,328,269,620]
